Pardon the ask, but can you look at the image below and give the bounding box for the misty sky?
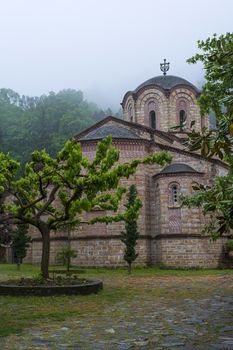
[0,0,232,110]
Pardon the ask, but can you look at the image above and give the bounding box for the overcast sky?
[0,0,232,110]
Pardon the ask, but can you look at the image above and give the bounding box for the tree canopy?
[183,32,233,239]
[0,88,120,167]
[0,136,171,278]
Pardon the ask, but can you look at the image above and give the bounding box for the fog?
[0,0,232,110]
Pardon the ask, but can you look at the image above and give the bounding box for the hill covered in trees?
[0,88,121,166]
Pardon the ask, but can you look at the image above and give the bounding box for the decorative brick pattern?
[123,85,209,132]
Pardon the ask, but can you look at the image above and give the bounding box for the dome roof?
[135,75,200,93]
[80,124,139,140]
[160,163,198,175]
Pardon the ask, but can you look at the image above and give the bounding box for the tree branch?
[36,185,59,219]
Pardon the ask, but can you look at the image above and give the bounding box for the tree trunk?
[39,224,50,279]
[128,263,132,274]
[17,259,20,271]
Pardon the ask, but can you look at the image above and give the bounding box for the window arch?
[169,182,180,206]
[145,99,159,129]
[150,110,156,129]
[177,99,188,131]
[179,109,186,130]
[128,105,133,122]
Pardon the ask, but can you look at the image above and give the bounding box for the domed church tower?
[121,60,209,133]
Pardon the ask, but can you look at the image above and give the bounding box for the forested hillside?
[0,88,120,166]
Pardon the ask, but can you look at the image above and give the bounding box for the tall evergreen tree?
[121,185,142,274]
[12,224,31,270]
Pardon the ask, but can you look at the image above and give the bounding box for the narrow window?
[179,110,186,130]
[128,106,133,122]
[150,110,156,129]
[171,184,180,205]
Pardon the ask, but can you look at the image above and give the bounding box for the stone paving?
[1,275,233,349]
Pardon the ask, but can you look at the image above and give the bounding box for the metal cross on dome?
[160,59,170,76]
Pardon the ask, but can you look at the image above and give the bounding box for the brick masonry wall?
[25,135,228,269]
[29,235,231,269]
[30,240,68,265]
[152,236,230,268]
[28,237,151,267]
[70,237,151,267]
[123,86,209,132]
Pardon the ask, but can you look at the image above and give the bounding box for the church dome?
[135,75,200,93]
[160,163,198,174]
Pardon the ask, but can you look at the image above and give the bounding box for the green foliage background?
[0,88,120,166]
[184,32,233,239]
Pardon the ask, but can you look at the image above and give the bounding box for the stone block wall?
[152,236,230,268]
[70,237,151,267]
[28,234,231,269]
[29,239,68,265]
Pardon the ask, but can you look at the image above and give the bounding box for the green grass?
[80,265,233,277]
[0,263,233,283]
[0,264,232,337]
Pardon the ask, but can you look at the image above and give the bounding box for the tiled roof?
[160,163,198,174]
[79,124,140,140]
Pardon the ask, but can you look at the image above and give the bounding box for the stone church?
[27,66,229,268]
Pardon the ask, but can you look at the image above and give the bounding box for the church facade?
[27,72,230,268]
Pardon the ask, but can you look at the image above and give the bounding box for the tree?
[0,136,171,278]
[12,224,30,270]
[57,247,77,272]
[182,32,233,239]
[0,223,12,262]
[0,88,108,167]
[121,185,142,274]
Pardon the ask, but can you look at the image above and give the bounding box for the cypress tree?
[121,185,142,274]
[12,224,31,270]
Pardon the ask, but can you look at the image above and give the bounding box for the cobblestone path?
[1,275,233,349]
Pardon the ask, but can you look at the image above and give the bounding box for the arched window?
[145,100,159,129]
[179,110,186,130]
[128,105,133,122]
[177,99,188,131]
[150,110,156,129]
[169,182,180,205]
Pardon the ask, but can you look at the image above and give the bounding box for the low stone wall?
[30,236,151,267]
[0,279,103,296]
[70,236,151,267]
[29,234,231,269]
[152,235,230,268]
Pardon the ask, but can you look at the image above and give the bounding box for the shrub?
[226,240,233,252]
[57,247,77,272]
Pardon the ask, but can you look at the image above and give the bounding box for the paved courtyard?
[1,274,233,349]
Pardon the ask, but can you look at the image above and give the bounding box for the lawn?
[0,264,233,349]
